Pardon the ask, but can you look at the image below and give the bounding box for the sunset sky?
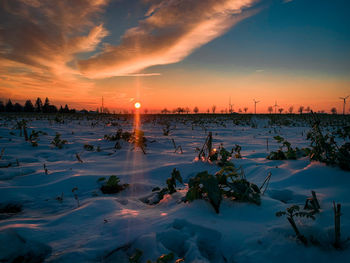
[0,0,349,113]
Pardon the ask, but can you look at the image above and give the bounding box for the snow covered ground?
[0,114,349,262]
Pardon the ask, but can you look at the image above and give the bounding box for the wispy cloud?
[78,0,260,78]
[0,0,109,104]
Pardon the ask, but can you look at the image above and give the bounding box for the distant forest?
[0,98,76,113]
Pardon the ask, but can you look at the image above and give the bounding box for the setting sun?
[134,102,141,109]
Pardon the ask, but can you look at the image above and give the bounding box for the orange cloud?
[78,0,259,78]
[0,0,108,76]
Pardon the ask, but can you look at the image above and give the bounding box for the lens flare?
[134,102,141,109]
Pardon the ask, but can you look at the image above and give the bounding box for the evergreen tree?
[5,99,14,112]
[14,103,23,112]
[35,97,43,112]
[24,100,35,112]
[48,105,58,113]
[0,101,4,112]
[64,104,69,113]
[42,97,50,113]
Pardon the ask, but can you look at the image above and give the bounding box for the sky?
[0,0,349,113]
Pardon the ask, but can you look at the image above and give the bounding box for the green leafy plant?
[207,144,233,167]
[307,113,350,170]
[232,144,242,158]
[166,168,183,194]
[51,132,67,149]
[267,135,309,160]
[186,171,222,213]
[29,130,47,147]
[215,166,261,205]
[14,119,28,140]
[186,166,261,213]
[100,175,129,194]
[276,205,315,245]
[145,169,183,205]
[104,128,147,153]
[130,129,147,154]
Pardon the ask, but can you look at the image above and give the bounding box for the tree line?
[0,98,75,113]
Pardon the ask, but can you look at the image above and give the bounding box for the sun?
[134,102,141,109]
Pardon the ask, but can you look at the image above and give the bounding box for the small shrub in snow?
[207,144,233,167]
[83,144,94,151]
[186,166,261,213]
[100,175,129,194]
[186,171,222,213]
[104,128,147,153]
[162,122,171,136]
[14,119,28,140]
[305,112,350,170]
[232,144,242,158]
[29,130,47,147]
[276,205,315,245]
[166,168,183,194]
[51,133,67,149]
[130,129,147,154]
[144,169,183,205]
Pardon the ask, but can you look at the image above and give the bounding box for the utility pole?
[274,101,279,114]
[101,96,104,114]
[253,99,260,115]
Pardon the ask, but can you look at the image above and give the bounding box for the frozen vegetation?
[0,113,350,262]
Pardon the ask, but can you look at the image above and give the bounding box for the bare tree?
[268,106,273,114]
[288,106,294,114]
[211,105,216,114]
[305,106,311,113]
[298,106,304,114]
[193,106,199,114]
[184,107,190,114]
[238,108,242,113]
[161,108,169,114]
[176,107,184,114]
[278,108,284,114]
[243,107,248,113]
[331,107,337,115]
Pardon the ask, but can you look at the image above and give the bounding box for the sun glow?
[134,102,141,109]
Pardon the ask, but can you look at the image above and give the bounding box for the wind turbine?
[253,99,260,115]
[229,97,234,113]
[274,100,279,114]
[339,95,349,115]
